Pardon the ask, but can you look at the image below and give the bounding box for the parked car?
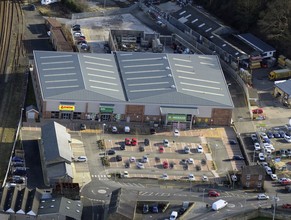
[282,204,291,209]
[273,131,281,138]
[187,158,194,164]
[270,174,278,180]
[163,139,170,147]
[75,156,87,162]
[139,146,145,152]
[259,153,265,161]
[80,123,86,130]
[184,146,190,154]
[137,162,144,169]
[254,142,261,151]
[125,138,131,146]
[260,132,268,139]
[150,128,156,134]
[178,207,187,215]
[284,134,291,143]
[124,161,130,168]
[12,156,24,162]
[143,204,149,214]
[229,139,237,145]
[161,173,169,180]
[123,171,129,178]
[262,137,270,143]
[202,175,209,182]
[279,130,286,138]
[197,145,203,153]
[251,133,258,142]
[169,211,178,220]
[208,190,220,197]
[188,174,195,181]
[159,146,164,153]
[131,138,138,146]
[144,138,150,146]
[120,143,125,150]
[116,155,122,162]
[151,204,159,213]
[257,194,269,200]
[266,131,274,139]
[111,126,118,133]
[173,129,180,136]
[142,155,149,163]
[163,161,169,169]
[107,149,115,155]
[124,126,130,133]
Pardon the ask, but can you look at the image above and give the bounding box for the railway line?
[0,0,25,183]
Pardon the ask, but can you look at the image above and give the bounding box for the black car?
[120,143,125,150]
[139,146,145,152]
[144,138,150,146]
[151,204,158,213]
[233,155,244,160]
[229,139,237,145]
[125,161,130,168]
[273,131,281,138]
[143,204,149,214]
[80,124,86,130]
[107,149,115,155]
[150,128,156,134]
[72,24,80,29]
[279,130,286,138]
[266,131,274,139]
[72,26,81,32]
[178,207,187,215]
[116,155,122,162]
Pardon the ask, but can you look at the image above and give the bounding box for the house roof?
[41,121,72,164]
[34,51,233,109]
[242,165,265,175]
[46,162,73,181]
[237,33,276,53]
[26,105,39,113]
[275,79,291,95]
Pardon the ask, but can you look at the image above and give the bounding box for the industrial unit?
[31,50,234,127]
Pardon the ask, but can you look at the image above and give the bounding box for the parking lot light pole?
[273,194,279,220]
[202,189,205,203]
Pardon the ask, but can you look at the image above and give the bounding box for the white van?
[212,199,228,211]
[124,126,130,133]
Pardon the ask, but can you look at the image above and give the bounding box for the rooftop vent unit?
[163,56,167,60]
[168,74,173,77]
[40,206,44,209]
[76,210,80,213]
[166,66,170,70]
[67,201,71,204]
[171,85,176,89]
[50,205,54,208]
[66,207,70,209]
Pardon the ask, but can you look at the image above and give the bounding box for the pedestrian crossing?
[91,174,145,188]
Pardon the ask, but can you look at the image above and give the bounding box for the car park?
[75,156,87,162]
[131,138,138,146]
[144,138,150,146]
[233,155,244,160]
[163,139,170,147]
[174,129,180,136]
[263,143,275,151]
[137,162,144,169]
[116,155,122,162]
[163,161,169,169]
[107,149,115,155]
[188,174,195,181]
[184,146,190,154]
[197,145,203,153]
[257,194,269,200]
[208,190,220,197]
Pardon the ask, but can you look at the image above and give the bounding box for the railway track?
[0,0,25,183]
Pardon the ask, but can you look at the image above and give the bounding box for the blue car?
[262,137,271,143]
[266,131,274,139]
[151,204,158,213]
[279,130,286,138]
[273,131,281,138]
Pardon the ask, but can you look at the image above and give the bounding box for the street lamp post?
[272,194,279,220]
[102,123,106,135]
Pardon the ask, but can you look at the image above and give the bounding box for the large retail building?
[31,50,234,127]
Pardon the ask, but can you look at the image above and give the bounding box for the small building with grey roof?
[273,79,291,108]
[32,50,234,127]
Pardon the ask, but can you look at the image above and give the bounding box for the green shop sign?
[167,114,186,122]
[99,106,114,113]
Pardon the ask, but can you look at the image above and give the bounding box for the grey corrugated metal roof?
[34,51,125,102]
[46,162,73,180]
[160,106,198,115]
[275,79,291,95]
[41,121,72,164]
[237,33,276,53]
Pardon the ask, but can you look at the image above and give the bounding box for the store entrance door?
[101,114,111,121]
[61,112,71,119]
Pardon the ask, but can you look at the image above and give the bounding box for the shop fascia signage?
[99,106,114,113]
[167,114,186,122]
[59,105,75,111]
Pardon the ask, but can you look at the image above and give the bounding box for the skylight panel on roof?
[90,86,119,92]
[89,80,118,86]
[185,14,191,19]
[173,58,191,62]
[129,88,170,93]
[44,73,76,77]
[42,61,73,65]
[198,23,205,28]
[121,57,162,62]
[40,55,72,59]
[178,76,220,84]
[210,36,214,38]
[128,82,169,86]
[86,67,114,73]
[181,88,224,96]
[88,73,116,79]
[84,61,113,67]
[127,75,166,80]
[176,69,195,74]
[125,70,165,74]
[175,64,193,69]
[83,55,111,61]
[181,82,220,90]
[191,19,198,23]
[179,11,186,15]
[205,28,212,32]
[123,63,163,68]
[222,44,226,47]
[200,62,214,66]
[46,85,79,89]
[45,79,77,83]
[43,67,75,71]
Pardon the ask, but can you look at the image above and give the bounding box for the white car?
[284,134,291,143]
[257,194,269,200]
[129,157,136,163]
[254,142,261,151]
[162,173,169,180]
[202,175,209,182]
[123,171,129,178]
[265,148,272,155]
[111,126,118,133]
[258,153,265,161]
[75,156,87,162]
[184,146,190,154]
[169,211,178,220]
[187,158,194,164]
[251,133,258,142]
[142,155,149,163]
[260,162,268,167]
[197,145,203,153]
[260,132,268,139]
[163,139,170,147]
[174,129,180,136]
[136,162,144,169]
[263,143,275,151]
[188,174,195,181]
[270,174,278,180]
[265,167,272,175]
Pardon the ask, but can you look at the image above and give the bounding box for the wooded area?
[194,0,291,57]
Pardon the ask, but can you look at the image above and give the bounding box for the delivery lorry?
[268,69,291,80]
[212,199,228,211]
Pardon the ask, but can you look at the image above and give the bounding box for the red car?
[125,138,131,146]
[281,179,291,185]
[208,190,220,197]
[163,161,169,169]
[131,138,137,146]
[159,146,164,153]
[282,204,291,209]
